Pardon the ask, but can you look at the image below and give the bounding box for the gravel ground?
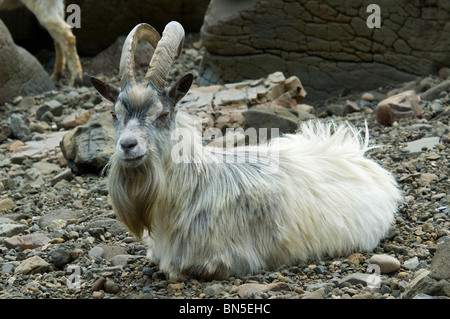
[0,33,449,301]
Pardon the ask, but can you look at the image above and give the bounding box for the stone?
[361,92,375,101]
[14,256,50,275]
[96,244,128,260]
[51,169,73,186]
[167,283,184,291]
[91,277,106,291]
[369,255,401,274]
[242,107,299,140]
[32,162,61,176]
[10,131,67,162]
[204,284,225,297]
[403,270,450,299]
[376,90,422,126]
[84,217,127,237]
[302,289,326,299]
[420,79,450,101]
[6,113,31,141]
[347,253,365,266]
[0,19,55,104]
[60,111,115,174]
[38,209,84,230]
[104,280,120,294]
[59,109,94,130]
[235,282,286,298]
[406,137,442,153]
[419,173,439,186]
[2,261,19,274]
[430,239,450,280]
[339,273,372,287]
[404,257,419,271]
[293,104,315,114]
[48,247,72,268]
[0,223,27,237]
[0,198,14,212]
[2,233,51,250]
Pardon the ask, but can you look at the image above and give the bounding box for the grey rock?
[403,271,450,299]
[0,223,27,237]
[339,273,372,287]
[243,108,299,140]
[14,256,50,275]
[204,283,226,297]
[84,217,127,237]
[48,247,72,268]
[406,137,442,153]
[38,209,84,230]
[7,113,31,140]
[96,244,128,260]
[0,19,55,104]
[404,257,419,271]
[420,79,450,101]
[104,280,121,294]
[60,111,115,174]
[430,239,450,280]
[51,169,73,186]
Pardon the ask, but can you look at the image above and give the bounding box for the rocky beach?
[0,29,449,301]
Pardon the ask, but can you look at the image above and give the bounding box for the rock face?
[0,19,55,104]
[60,111,115,174]
[199,0,450,99]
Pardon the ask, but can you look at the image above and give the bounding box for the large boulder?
[0,19,55,104]
[199,0,450,100]
[60,111,115,175]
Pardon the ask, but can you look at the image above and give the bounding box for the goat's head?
[91,22,193,168]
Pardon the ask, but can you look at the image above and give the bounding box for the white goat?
[0,0,82,86]
[91,22,402,281]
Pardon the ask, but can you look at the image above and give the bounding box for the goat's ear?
[90,77,120,103]
[168,73,193,106]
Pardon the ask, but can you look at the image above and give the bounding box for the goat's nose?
[120,138,138,152]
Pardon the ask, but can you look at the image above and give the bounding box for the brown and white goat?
[91,21,402,281]
[0,0,82,86]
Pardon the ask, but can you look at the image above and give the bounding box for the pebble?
[14,256,50,275]
[403,257,419,270]
[369,255,401,274]
[104,280,121,294]
[88,246,104,258]
[2,233,51,250]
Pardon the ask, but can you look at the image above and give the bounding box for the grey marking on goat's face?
[113,85,172,168]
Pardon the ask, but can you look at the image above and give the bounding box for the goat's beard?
[106,154,162,241]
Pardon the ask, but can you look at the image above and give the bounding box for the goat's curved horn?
[144,21,185,92]
[119,23,161,89]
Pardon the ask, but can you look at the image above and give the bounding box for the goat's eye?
[111,111,117,120]
[160,112,169,119]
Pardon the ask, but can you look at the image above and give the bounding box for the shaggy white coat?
[108,111,402,280]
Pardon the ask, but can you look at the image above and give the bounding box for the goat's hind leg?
[22,0,83,86]
[51,41,65,84]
